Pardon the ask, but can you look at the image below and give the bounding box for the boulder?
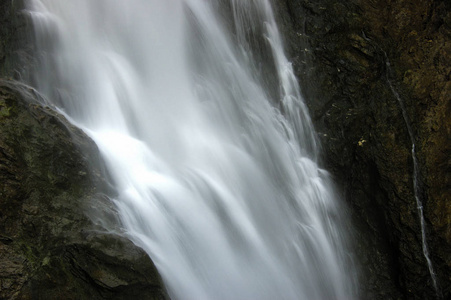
[0,81,168,300]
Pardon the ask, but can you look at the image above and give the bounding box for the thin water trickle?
[27,0,358,299]
[385,58,441,298]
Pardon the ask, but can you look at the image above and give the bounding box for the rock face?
[0,0,33,79]
[0,81,168,299]
[274,0,450,299]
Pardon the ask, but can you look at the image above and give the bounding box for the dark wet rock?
[274,0,450,299]
[0,81,168,300]
[0,0,33,80]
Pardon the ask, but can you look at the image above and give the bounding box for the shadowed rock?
[274,0,450,299]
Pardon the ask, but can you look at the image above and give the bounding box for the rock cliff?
[274,0,450,299]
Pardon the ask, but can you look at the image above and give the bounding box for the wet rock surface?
[0,0,33,80]
[0,81,168,300]
[274,0,450,299]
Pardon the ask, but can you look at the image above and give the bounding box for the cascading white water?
[27,0,358,299]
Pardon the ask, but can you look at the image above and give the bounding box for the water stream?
[27,1,358,299]
[385,58,441,298]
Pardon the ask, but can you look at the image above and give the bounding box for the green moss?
[41,256,50,266]
[19,241,41,268]
[0,100,11,117]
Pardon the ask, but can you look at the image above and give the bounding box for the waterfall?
[26,0,358,299]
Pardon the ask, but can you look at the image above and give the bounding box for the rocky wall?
[273,0,450,299]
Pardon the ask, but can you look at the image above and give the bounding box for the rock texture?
[0,0,32,79]
[274,0,450,299]
[0,82,168,299]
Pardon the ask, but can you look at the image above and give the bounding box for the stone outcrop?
[0,82,168,299]
[274,0,450,299]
